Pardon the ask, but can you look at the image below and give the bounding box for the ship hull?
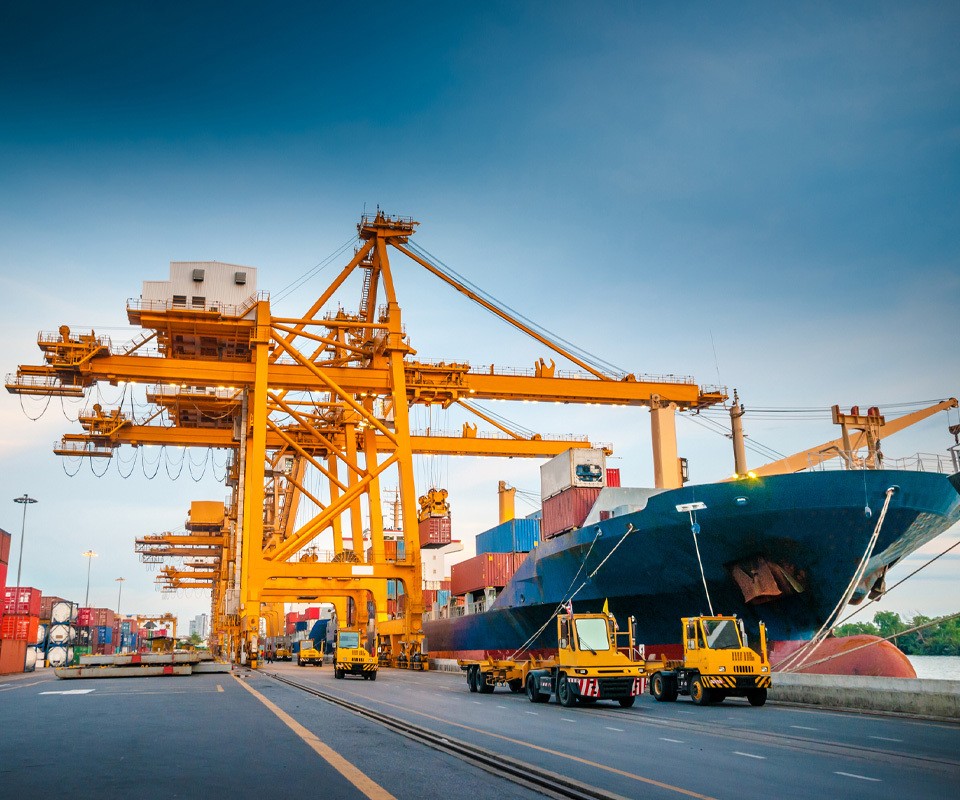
[424,470,960,666]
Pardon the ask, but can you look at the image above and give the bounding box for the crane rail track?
[263,670,630,800]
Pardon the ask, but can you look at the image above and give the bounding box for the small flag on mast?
[602,598,609,615]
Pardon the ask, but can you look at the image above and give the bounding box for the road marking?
[733,752,765,760]
[869,735,902,743]
[472,701,482,705]
[835,772,881,782]
[676,710,694,714]
[605,727,625,732]
[39,689,94,695]
[524,711,539,715]
[496,705,507,709]
[0,680,47,692]
[234,676,396,800]
[660,738,684,743]
[217,684,224,693]
[561,718,576,723]
[790,725,818,731]
[0,683,10,688]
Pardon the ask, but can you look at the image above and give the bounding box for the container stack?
[1,586,41,675]
[43,601,79,667]
[475,517,540,555]
[540,448,607,538]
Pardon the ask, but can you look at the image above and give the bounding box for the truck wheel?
[334,668,344,679]
[526,674,547,703]
[651,673,677,702]
[690,676,713,706]
[467,666,478,693]
[618,696,636,708]
[747,688,767,707]
[508,679,523,693]
[369,671,377,681]
[557,674,577,708]
[710,692,725,705]
[478,671,495,694]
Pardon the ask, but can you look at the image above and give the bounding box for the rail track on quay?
[263,669,632,800]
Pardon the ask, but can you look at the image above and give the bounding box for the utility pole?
[82,550,98,606]
[11,494,38,609]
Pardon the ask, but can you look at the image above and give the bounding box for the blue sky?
[1,2,958,627]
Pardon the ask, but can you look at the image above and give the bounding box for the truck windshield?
[574,618,611,651]
[338,631,360,649]
[702,619,741,650]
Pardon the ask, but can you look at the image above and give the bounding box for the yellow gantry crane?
[7,212,726,665]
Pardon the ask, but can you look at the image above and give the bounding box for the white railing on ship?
[806,451,958,474]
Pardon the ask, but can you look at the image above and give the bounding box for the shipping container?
[286,611,298,624]
[386,598,397,616]
[47,623,75,644]
[419,516,451,548]
[450,552,527,596]
[541,487,602,538]
[437,589,451,607]
[0,529,10,564]
[96,626,113,645]
[295,620,308,632]
[606,468,621,487]
[304,606,320,620]
[386,579,398,598]
[0,614,39,641]
[0,639,27,674]
[50,601,76,624]
[285,622,296,635]
[3,587,41,617]
[0,563,6,593]
[77,607,93,627]
[540,448,607,500]
[475,518,540,555]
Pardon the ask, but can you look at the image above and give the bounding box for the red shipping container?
[0,529,10,564]
[286,622,296,635]
[541,487,602,538]
[1,614,39,641]
[450,552,526,596]
[386,598,397,616]
[0,639,27,675]
[440,579,451,591]
[286,611,298,624]
[304,607,320,620]
[606,468,621,488]
[419,516,452,548]
[0,563,6,594]
[4,587,41,617]
[423,589,438,606]
[77,608,93,627]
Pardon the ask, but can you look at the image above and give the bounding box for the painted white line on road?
[524,711,538,715]
[733,752,765,760]
[660,738,684,743]
[790,725,818,731]
[605,727,624,732]
[676,710,694,715]
[217,685,224,693]
[39,689,94,695]
[472,701,482,705]
[0,684,10,688]
[869,736,902,743]
[496,705,507,709]
[835,772,881,782]
[561,718,576,723]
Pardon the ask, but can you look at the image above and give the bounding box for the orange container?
[0,639,27,674]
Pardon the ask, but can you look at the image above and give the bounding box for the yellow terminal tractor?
[297,641,324,667]
[459,612,646,708]
[646,615,771,706]
[334,629,379,680]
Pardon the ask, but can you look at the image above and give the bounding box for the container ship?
[424,434,960,677]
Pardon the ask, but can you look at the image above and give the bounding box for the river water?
[907,655,960,680]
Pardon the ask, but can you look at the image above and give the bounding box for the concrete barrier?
[771,672,960,719]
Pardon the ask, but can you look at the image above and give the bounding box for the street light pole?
[82,550,98,607]
[11,495,38,608]
[115,577,125,615]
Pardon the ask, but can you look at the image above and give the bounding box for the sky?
[1,1,958,630]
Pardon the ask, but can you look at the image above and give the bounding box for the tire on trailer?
[526,674,548,703]
[618,696,636,708]
[557,674,577,708]
[369,671,377,682]
[747,688,767,707]
[508,679,523,693]
[334,668,344,679]
[690,675,713,706]
[651,672,678,702]
[467,666,478,693]
[478,671,495,694]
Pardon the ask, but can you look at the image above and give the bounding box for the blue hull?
[424,470,960,656]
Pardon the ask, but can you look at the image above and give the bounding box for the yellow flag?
[602,598,609,615]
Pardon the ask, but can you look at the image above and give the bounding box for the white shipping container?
[540,448,607,500]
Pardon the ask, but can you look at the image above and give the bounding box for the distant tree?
[189,632,202,646]
[835,611,960,656]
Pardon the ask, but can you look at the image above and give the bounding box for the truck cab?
[333,629,378,680]
[648,615,771,706]
[526,613,646,708]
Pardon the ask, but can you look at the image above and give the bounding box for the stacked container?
[540,449,607,538]
[450,552,527,596]
[475,518,540,555]
[44,601,78,667]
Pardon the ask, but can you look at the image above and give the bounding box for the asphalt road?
[265,662,960,800]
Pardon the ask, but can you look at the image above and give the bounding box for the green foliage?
[835,611,960,656]
[188,632,203,646]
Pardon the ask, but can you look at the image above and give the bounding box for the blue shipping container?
[437,589,451,606]
[97,626,113,644]
[475,518,540,555]
[387,579,397,598]
[295,621,308,632]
